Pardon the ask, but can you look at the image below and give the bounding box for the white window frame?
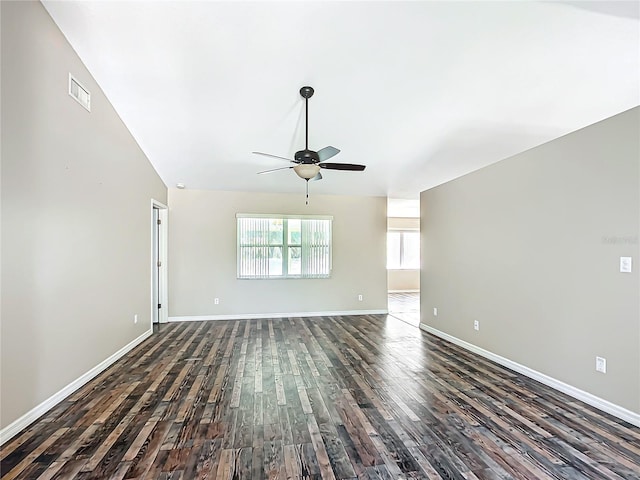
[237,214,333,279]
[387,230,420,270]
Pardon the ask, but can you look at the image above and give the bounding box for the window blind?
[237,215,332,279]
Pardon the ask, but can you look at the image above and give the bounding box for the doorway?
[152,200,168,326]
[386,198,420,327]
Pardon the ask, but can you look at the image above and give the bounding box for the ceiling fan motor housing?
[300,86,314,98]
[295,149,320,163]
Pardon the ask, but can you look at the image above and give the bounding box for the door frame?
[151,199,169,325]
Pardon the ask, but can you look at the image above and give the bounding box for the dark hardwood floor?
[2,315,639,479]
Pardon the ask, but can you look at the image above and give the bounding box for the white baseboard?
[419,324,640,428]
[169,309,388,322]
[388,289,420,293]
[0,329,153,445]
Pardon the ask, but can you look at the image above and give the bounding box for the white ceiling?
[42,1,639,200]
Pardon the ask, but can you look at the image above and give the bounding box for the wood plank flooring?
[388,293,420,327]
[2,314,639,479]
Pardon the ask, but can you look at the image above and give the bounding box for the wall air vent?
[68,74,91,112]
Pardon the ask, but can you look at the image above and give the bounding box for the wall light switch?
[433,307,438,316]
[620,257,632,273]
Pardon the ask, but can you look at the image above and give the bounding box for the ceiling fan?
[253,86,366,191]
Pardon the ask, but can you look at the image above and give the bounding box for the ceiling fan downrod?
[300,86,314,151]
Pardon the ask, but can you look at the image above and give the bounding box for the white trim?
[236,213,334,220]
[419,323,640,428]
[387,227,420,231]
[388,289,420,293]
[0,330,152,445]
[151,199,169,325]
[169,309,388,322]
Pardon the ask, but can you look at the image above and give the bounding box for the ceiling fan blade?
[317,146,340,162]
[257,166,293,175]
[310,172,323,181]
[252,151,295,162]
[319,162,366,171]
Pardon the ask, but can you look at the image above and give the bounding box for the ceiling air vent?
[68,74,90,112]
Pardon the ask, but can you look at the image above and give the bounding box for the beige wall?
[168,189,387,317]
[1,1,167,430]
[421,108,640,414]
[388,217,419,231]
[387,270,420,292]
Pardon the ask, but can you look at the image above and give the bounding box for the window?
[387,231,420,269]
[237,214,332,279]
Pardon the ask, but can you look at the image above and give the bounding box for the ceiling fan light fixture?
[293,163,321,179]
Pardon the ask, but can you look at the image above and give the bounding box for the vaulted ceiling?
[42,1,639,199]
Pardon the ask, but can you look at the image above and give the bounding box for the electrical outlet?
[620,257,632,273]
[134,314,138,324]
[595,356,606,373]
[433,307,438,316]
[358,294,363,301]
[214,298,220,305]
[474,320,479,331]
